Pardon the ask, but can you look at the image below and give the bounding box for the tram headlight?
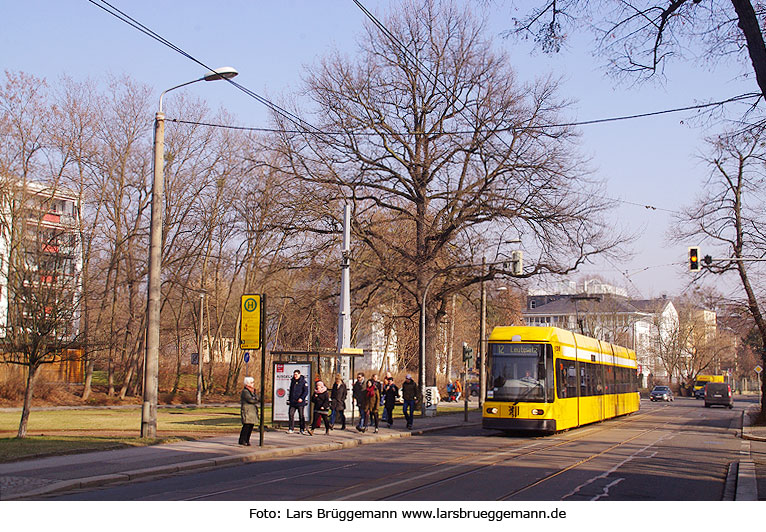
[486,407,498,414]
[531,409,544,415]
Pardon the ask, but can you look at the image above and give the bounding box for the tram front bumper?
[482,417,557,433]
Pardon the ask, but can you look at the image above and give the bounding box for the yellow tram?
[482,326,640,433]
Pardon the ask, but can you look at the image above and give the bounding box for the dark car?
[704,382,734,409]
[650,385,674,402]
[469,382,479,397]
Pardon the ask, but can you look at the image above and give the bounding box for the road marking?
[335,440,546,500]
[560,429,672,500]
[592,477,624,501]
[181,462,358,501]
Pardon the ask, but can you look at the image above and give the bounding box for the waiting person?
[330,374,347,430]
[401,374,419,430]
[238,376,259,446]
[382,376,399,428]
[288,369,309,435]
[311,380,332,435]
[372,373,383,406]
[352,372,367,430]
[361,378,381,433]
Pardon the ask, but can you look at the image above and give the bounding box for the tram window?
[556,359,577,399]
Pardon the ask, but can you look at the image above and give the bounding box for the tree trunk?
[81,356,95,401]
[17,364,41,438]
[731,0,766,100]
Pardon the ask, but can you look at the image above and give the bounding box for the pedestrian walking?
[311,380,332,435]
[238,376,259,446]
[352,372,366,430]
[454,379,463,401]
[287,369,309,435]
[382,376,398,427]
[330,374,347,430]
[401,373,419,430]
[361,378,381,433]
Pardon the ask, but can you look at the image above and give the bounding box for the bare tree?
[674,128,766,417]
[271,0,626,385]
[502,1,766,100]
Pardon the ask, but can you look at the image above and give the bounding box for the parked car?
[704,382,734,409]
[650,385,674,402]
[469,382,479,397]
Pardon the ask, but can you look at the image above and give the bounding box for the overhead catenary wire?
[87,0,318,134]
[87,0,742,219]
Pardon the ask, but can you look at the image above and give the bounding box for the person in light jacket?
[239,376,259,446]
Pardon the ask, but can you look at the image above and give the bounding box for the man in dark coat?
[330,374,347,430]
[382,376,398,427]
[288,369,309,434]
[401,373,419,430]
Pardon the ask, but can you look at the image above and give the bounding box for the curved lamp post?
[141,67,238,438]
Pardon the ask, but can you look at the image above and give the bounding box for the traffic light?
[689,247,700,271]
[462,342,474,366]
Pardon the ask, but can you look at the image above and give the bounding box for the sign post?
[241,294,266,446]
[756,365,763,410]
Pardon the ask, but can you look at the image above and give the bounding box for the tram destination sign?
[494,343,540,355]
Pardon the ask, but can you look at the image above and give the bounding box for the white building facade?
[523,281,679,387]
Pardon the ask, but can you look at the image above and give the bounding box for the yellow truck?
[693,375,725,399]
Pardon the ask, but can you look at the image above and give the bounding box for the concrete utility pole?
[141,109,164,438]
[141,67,238,438]
[479,256,487,408]
[337,204,352,379]
[196,292,204,406]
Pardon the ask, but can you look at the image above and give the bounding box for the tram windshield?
[487,343,553,402]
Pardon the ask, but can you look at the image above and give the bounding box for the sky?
[1,0,756,300]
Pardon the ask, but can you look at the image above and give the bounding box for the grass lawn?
[0,435,194,463]
[0,406,277,461]
[0,406,276,436]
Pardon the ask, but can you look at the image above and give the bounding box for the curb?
[741,409,766,442]
[3,421,481,500]
[736,408,760,501]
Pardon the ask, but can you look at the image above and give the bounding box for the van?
[694,375,725,399]
[704,382,733,409]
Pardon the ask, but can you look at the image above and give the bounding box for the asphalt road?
[50,396,749,501]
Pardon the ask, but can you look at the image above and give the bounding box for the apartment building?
[0,180,83,383]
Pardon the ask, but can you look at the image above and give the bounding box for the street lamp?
[141,67,238,438]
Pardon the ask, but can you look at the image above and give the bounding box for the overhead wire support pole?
[419,256,522,417]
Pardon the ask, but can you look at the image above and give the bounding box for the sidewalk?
[739,405,766,501]
[0,409,482,500]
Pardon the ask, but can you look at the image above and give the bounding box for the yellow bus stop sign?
[240,294,262,350]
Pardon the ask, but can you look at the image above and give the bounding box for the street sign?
[755,365,763,374]
[243,351,250,363]
[240,294,262,350]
